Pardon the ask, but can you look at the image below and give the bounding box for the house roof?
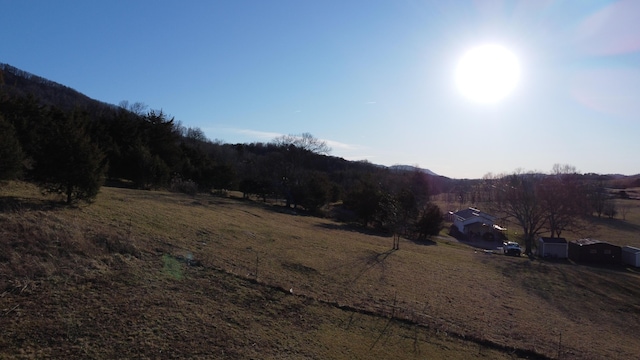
[452,208,480,220]
[451,207,495,222]
[539,237,567,244]
[571,238,616,247]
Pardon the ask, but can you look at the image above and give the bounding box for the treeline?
[3,63,638,247]
[443,165,633,254]
[0,64,447,240]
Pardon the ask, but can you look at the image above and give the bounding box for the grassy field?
[2,182,640,359]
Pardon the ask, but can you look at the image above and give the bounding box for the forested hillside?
[0,63,451,238]
[3,63,638,243]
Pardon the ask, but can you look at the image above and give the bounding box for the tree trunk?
[524,235,533,255]
[66,183,73,204]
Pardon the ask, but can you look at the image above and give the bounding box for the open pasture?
[2,183,640,359]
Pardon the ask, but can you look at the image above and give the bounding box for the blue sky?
[2,0,639,178]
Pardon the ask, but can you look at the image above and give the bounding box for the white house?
[622,246,640,267]
[450,207,503,240]
[537,237,568,259]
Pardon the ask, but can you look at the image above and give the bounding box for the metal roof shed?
[538,237,568,259]
[568,238,621,264]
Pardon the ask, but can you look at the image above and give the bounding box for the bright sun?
[455,44,520,104]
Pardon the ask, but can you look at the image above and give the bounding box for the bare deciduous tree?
[270,133,331,208]
[539,165,585,238]
[588,179,609,218]
[603,200,617,219]
[118,100,148,116]
[619,203,631,221]
[271,132,331,155]
[494,171,547,255]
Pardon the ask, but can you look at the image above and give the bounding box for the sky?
[2,0,639,179]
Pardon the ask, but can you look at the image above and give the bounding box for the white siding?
[622,246,640,267]
[538,239,568,259]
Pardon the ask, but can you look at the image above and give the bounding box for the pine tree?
[0,114,23,180]
[33,108,106,204]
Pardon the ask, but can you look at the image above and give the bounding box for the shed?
[537,237,568,259]
[622,246,640,267]
[568,238,621,264]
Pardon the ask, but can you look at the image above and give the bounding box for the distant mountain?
[389,165,439,177]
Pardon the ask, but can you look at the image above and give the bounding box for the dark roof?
[571,238,616,246]
[539,237,567,244]
[452,207,493,221]
[452,208,477,219]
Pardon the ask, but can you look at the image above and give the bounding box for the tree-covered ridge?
[0,63,115,114]
[2,63,636,244]
[0,63,448,240]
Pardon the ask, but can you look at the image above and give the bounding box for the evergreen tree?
[128,143,170,189]
[0,94,45,158]
[415,203,444,240]
[295,171,331,212]
[32,108,106,204]
[0,115,23,180]
[142,110,182,174]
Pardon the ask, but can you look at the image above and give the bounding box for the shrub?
[415,203,444,240]
[170,176,198,195]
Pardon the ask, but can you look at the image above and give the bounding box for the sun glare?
[455,44,520,104]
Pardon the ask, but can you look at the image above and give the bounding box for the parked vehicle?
[503,241,522,256]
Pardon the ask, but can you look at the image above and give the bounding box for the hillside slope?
[0,63,115,113]
[1,183,640,359]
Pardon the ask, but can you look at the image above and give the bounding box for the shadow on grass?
[501,255,640,328]
[347,249,397,285]
[226,197,320,218]
[588,215,640,233]
[326,248,398,289]
[406,238,438,246]
[455,238,504,251]
[103,184,233,207]
[315,222,393,237]
[103,179,137,189]
[315,222,439,246]
[0,195,65,213]
[447,228,507,251]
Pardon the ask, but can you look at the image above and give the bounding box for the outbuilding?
[568,238,621,264]
[537,237,568,259]
[622,246,640,267]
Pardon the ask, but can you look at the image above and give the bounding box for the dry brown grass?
[2,182,640,359]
